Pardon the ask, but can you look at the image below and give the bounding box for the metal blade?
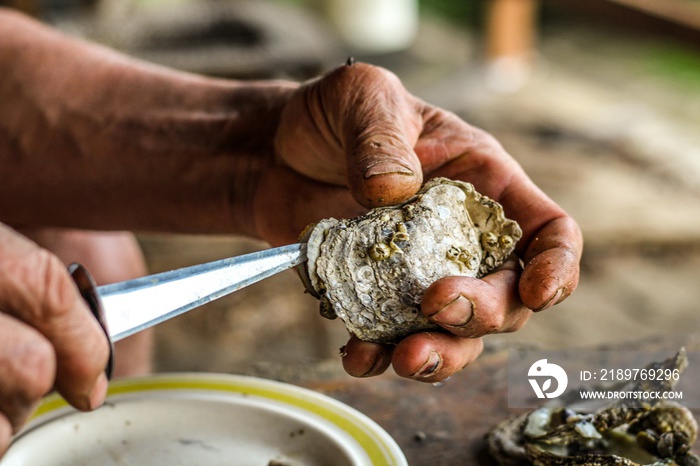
[98,243,307,342]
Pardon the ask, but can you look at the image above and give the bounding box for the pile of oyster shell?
[487,350,700,466]
[298,177,522,343]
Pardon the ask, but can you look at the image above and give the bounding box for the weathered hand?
[259,62,583,382]
[0,223,110,455]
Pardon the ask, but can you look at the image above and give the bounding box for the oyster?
[487,350,700,466]
[299,177,522,343]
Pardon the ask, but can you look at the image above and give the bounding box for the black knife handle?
[68,263,114,380]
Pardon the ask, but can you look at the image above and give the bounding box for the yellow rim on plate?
[30,373,406,466]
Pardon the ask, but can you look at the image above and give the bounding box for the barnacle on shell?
[298,177,522,343]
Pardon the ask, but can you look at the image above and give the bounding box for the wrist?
[72,75,299,235]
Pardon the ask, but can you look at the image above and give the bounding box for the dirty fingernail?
[535,287,565,312]
[361,351,388,378]
[412,351,442,379]
[364,161,414,179]
[429,295,473,328]
[88,372,109,410]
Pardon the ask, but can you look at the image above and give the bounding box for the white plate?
[2,373,406,466]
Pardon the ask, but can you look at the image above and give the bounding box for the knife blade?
[69,243,307,377]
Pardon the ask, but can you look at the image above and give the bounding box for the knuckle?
[0,245,76,325]
[35,250,76,323]
[468,125,498,148]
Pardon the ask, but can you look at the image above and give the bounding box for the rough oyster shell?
[299,177,522,343]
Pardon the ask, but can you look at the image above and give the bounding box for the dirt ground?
[111,7,700,382]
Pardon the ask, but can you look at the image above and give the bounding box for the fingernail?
[429,295,474,328]
[412,351,442,379]
[360,351,387,378]
[88,372,109,410]
[535,287,565,312]
[364,161,414,179]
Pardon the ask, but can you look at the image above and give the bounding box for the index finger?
[494,172,583,311]
[427,126,583,311]
[519,216,583,311]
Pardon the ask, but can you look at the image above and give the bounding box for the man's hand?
[257,62,583,382]
[0,223,110,454]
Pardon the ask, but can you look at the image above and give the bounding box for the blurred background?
[5,0,700,380]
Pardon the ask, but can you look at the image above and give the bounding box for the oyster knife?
[69,243,307,376]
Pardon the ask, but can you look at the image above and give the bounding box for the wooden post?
[485,0,539,89]
[486,0,539,61]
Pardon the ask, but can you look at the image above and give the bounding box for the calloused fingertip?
[352,170,422,208]
[361,352,392,378]
[391,333,438,379]
[519,247,579,311]
[427,295,474,329]
[393,333,485,382]
[532,286,564,312]
[53,332,111,412]
[421,276,477,317]
[410,350,443,379]
[87,372,109,411]
[341,337,392,378]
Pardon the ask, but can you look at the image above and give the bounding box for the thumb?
[350,142,423,208]
[275,62,424,207]
[339,63,424,207]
